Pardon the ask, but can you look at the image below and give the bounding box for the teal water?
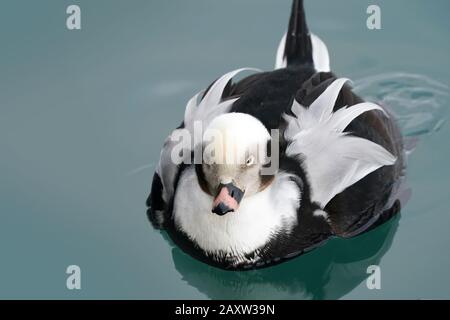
[1,0,449,299]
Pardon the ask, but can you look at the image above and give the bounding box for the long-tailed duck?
[146,0,404,270]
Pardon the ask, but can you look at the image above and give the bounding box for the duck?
[146,0,405,270]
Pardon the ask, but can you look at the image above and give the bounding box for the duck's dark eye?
[246,155,255,166]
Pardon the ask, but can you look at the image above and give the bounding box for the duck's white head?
[196,112,275,215]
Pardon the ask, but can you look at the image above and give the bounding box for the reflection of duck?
[168,214,400,300]
[146,0,405,269]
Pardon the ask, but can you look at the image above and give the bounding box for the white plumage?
[284,78,397,207]
[174,167,300,261]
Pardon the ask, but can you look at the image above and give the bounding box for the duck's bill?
[212,183,244,215]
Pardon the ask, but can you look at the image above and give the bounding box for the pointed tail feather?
[275,1,330,71]
[284,0,313,67]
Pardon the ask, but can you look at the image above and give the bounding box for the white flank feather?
[284,78,397,207]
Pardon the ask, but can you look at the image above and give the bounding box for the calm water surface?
[1,0,449,299]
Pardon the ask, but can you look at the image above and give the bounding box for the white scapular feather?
[274,33,330,72]
[183,68,260,133]
[156,68,260,204]
[284,78,397,207]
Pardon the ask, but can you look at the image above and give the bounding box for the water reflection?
[165,215,399,300]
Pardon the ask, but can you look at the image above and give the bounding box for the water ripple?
[354,73,449,137]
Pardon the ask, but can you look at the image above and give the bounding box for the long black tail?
[284,0,313,67]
